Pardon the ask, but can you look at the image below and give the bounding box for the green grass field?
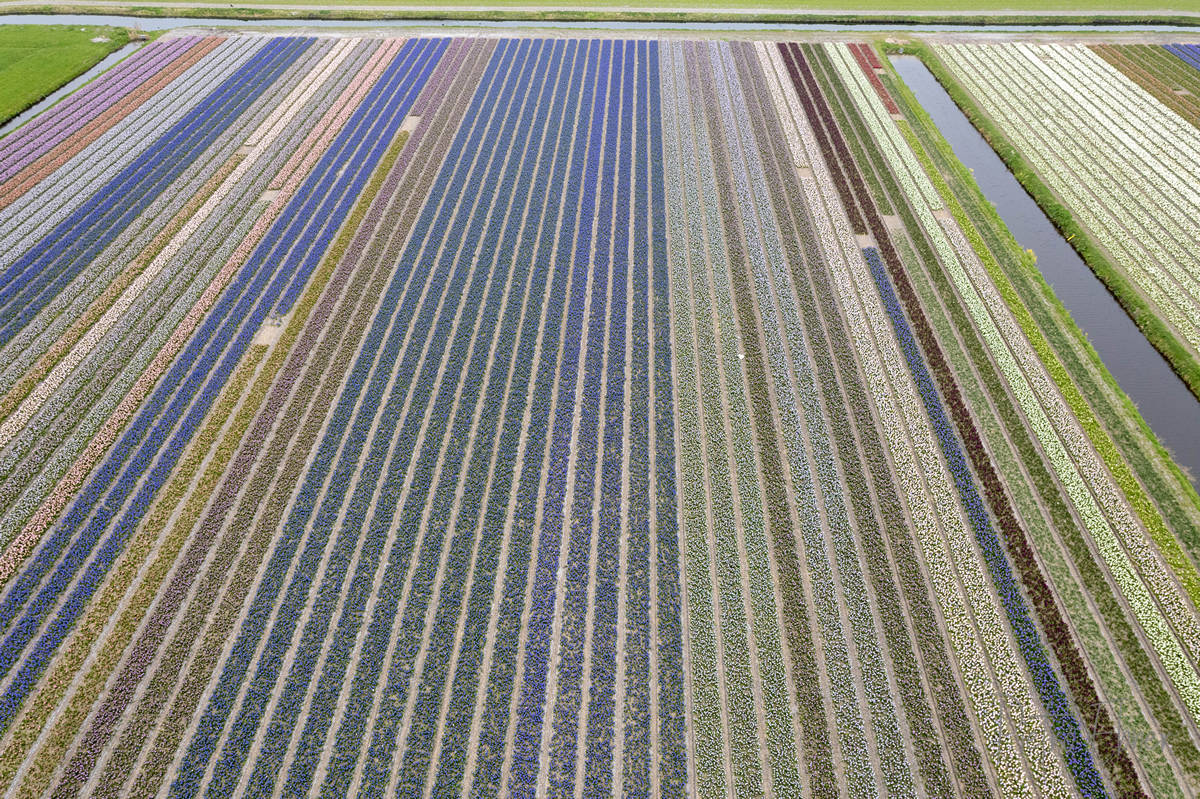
[0,25,130,126]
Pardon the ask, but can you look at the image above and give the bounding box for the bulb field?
[0,31,1199,798]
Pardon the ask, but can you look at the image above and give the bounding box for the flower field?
[0,31,1198,797]
[932,41,1200,400]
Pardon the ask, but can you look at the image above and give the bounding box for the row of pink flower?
[0,37,201,184]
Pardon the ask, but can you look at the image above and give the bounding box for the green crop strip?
[1090,46,1200,131]
[881,45,1200,612]
[0,342,265,796]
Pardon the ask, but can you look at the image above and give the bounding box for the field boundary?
[882,40,1200,404]
[5,5,1200,26]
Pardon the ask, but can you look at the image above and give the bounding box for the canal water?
[0,40,144,136]
[3,13,1200,31]
[891,54,1200,486]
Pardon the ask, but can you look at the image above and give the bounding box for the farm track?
[3,30,1200,798]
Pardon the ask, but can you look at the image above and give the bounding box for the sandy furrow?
[513,40,610,799]
[154,38,460,793]
[782,42,1049,797]
[0,37,263,278]
[0,38,357,455]
[16,38,403,799]
[0,36,375,586]
[414,41,588,798]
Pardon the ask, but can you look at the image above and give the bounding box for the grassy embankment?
[884,40,1200,404]
[0,25,131,126]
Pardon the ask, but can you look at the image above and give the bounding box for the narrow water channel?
[0,40,143,136]
[891,54,1200,487]
[4,14,1200,32]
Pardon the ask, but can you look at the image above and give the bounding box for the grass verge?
[0,25,131,127]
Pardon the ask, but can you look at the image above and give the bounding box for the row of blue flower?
[1165,43,1200,73]
[544,37,629,799]
[171,34,524,794]
[863,245,1105,798]
[0,38,297,347]
[503,38,614,799]
[0,30,439,751]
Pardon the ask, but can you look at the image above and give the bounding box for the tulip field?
[1,30,1199,798]
[932,41,1200,400]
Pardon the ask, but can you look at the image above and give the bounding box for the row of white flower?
[975,43,1200,313]
[661,40,770,797]
[649,45,721,799]
[931,46,1200,703]
[935,44,1200,356]
[727,39,921,798]
[764,42,1032,796]
[823,41,1080,798]
[715,38,905,797]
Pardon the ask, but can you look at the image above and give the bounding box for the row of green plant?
[871,42,1200,794]
[885,42,1200,405]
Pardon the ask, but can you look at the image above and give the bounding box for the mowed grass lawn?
[0,25,130,126]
